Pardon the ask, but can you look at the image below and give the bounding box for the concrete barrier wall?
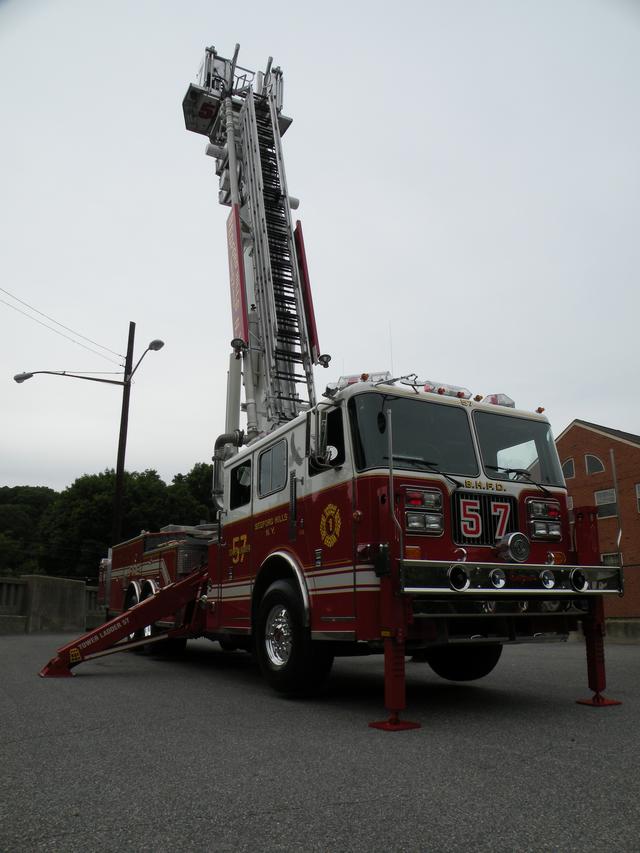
[0,576,103,634]
[23,575,86,632]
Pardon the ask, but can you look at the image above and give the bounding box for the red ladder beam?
[39,568,210,678]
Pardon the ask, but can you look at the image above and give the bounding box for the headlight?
[406,512,426,530]
[532,521,562,540]
[528,499,563,540]
[405,511,443,534]
[405,488,442,510]
[528,500,561,519]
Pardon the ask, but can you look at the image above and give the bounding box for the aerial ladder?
[182,45,328,449]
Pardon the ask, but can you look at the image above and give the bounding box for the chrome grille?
[452,491,519,547]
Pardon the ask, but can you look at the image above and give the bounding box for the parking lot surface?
[1,634,638,852]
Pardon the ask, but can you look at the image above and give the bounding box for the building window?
[601,553,620,567]
[561,458,575,479]
[636,483,640,513]
[594,488,617,519]
[585,454,605,475]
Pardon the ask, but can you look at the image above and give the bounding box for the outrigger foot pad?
[368,713,421,731]
[576,693,622,707]
[39,656,74,678]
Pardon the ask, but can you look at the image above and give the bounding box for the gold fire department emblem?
[320,503,341,548]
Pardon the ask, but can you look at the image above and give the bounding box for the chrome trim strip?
[311,631,356,641]
[400,558,622,596]
[319,616,356,622]
[403,587,620,596]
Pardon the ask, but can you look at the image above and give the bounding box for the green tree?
[171,462,214,521]
[37,471,116,579]
[36,467,212,579]
[0,532,23,575]
[0,486,57,574]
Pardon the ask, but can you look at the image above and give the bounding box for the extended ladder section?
[240,90,316,423]
[183,45,326,437]
[39,568,209,677]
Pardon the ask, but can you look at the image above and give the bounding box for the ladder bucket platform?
[39,569,210,678]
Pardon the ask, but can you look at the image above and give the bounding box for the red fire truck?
[41,44,623,730]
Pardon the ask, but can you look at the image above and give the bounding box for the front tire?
[255,580,333,695]
[424,644,503,682]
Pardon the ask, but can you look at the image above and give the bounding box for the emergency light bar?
[482,393,516,408]
[324,371,393,397]
[423,381,472,400]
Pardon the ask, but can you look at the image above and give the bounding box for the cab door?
[220,455,253,628]
[304,405,355,621]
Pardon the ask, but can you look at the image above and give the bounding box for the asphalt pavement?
[1,634,638,853]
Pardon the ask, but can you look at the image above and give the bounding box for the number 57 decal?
[460,499,511,539]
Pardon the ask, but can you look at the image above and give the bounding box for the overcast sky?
[1,0,639,492]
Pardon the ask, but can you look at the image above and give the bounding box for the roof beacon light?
[482,393,515,408]
[324,371,393,398]
[423,381,472,400]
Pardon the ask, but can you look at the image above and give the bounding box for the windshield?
[348,393,479,476]
[474,411,564,487]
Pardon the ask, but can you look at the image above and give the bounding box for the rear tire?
[138,582,188,657]
[424,644,503,682]
[255,580,333,696]
[123,588,146,652]
[136,584,159,654]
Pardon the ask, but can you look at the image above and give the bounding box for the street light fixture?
[14,321,164,545]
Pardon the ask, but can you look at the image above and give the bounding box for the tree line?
[0,463,214,581]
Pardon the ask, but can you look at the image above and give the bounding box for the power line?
[0,285,124,359]
[0,298,123,367]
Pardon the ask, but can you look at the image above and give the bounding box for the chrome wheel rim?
[264,604,293,668]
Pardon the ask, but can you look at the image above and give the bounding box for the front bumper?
[400,559,623,597]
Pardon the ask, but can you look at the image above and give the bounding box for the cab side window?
[259,440,288,497]
[229,460,251,509]
[309,407,346,476]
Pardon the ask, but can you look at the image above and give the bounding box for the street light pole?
[112,321,136,546]
[14,321,164,548]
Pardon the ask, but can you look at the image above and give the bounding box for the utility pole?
[112,321,136,546]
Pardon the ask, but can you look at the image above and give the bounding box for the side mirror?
[325,445,339,463]
[307,409,337,469]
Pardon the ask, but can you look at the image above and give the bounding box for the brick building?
[555,419,640,620]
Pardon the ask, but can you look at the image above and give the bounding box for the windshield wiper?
[485,465,551,496]
[423,460,463,490]
[385,454,462,490]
